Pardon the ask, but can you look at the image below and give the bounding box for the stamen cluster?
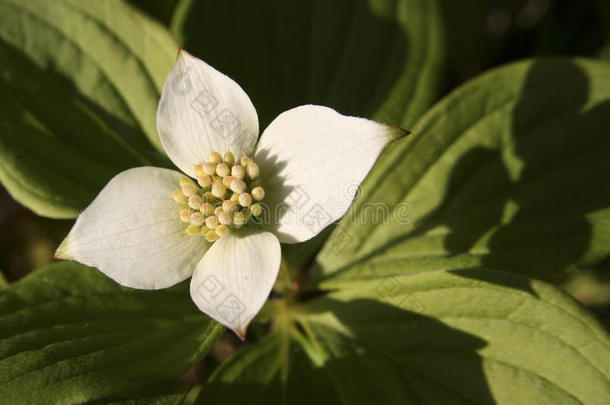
[172,151,265,242]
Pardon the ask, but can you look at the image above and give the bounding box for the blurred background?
[1,0,609,327]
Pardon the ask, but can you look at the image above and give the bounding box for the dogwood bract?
[56,50,404,338]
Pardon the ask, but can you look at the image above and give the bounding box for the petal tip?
[232,326,248,341]
[227,318,251,341]
[54,236,74,260]
[176,47,188,59]
[385,124,412,144]
[175,48,196,67]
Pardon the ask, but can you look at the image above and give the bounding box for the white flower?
[55,50,404,338]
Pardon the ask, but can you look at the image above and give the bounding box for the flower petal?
[255,105,404,243]
[157,49,259,176]
[189,229,281,338]
[56,167,208,289]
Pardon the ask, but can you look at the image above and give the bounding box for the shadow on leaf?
[199,298,495,404]
[439,59,610,280]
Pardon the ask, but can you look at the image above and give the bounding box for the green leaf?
[314,58,610,285]
[127,0,179,27]
[438,0,525,83]
[172,0,444,128]
[93,384,186,405]
[197,270,610,404]
[195,333,343,404]
[303,270,610,404]
[0,0,177,218]
[0,261,223,404]
[92,384,186,405]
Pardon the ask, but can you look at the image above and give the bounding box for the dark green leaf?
[195,333,343,404]
[92,383,186,405]
[127,0,179,27]
[172,0,444,128]
[0,261,223,404]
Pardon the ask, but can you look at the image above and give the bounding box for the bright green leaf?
[0,0,177,218]
[301,270,610,404]
[0,261,223,404]
[314,58,610,285]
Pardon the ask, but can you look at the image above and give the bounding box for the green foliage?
[0,0,176,218]
[314,58,610,285]
[195,333,341,404]
[196,270,610,404]
[94,388,185,405]
[0,261,222,404]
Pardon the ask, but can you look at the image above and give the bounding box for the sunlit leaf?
[0,0,176,218]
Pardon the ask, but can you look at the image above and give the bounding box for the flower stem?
[273,255,297,297]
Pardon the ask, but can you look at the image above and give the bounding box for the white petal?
[255,105,403,243]
[56,167,208,289]
[189,229,280,338]
[157,49,259,176]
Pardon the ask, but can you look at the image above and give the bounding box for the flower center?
[172,151,265,242]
